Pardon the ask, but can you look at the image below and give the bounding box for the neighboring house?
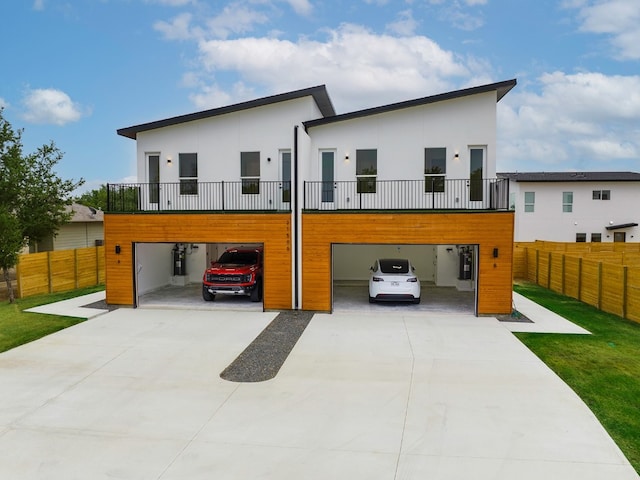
[30,203,104,252]
[499,172,640,243]
[106,79,517,315]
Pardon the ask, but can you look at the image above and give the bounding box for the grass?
[514,281,640,474]
[0,285,105,354]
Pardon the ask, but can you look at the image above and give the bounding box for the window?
[614,232,626,243]
[509,192,516,211]
[524,192,535,212]
[562,192,573,212]
[591,233,602,242]
[241,152,260,194]
[424,148,446,193]
[356,149,377,193]
[179,153,198,195]
[281,151,291,202]
[469,148,484,201]
[576,233,587,242]
[593,190,611,200]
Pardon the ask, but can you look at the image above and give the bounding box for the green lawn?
[514,281,640,474]
[0,286,105,354]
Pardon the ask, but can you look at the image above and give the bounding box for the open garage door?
[133,242,264,311]
[331,243,477,314]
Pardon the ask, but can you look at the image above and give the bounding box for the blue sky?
[1,0,639,194]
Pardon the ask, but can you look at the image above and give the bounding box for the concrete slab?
[24,291,109,319]
[504,292,591,334]
[1,296,637,479]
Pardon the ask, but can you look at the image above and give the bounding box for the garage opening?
[134,242,264,311]
[331,244,478,314]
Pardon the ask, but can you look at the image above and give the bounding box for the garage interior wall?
[332,244,436,282]
[136,243,207,296]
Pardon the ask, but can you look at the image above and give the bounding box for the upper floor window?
[591,233,602,242]
[576,233,587,242]
[524,192,535,212]
[593,190,610,200]
[424,148,446,193]
[562,192,573,212]
[179,153,198,195]
[356,149,377,193]
[241,152,260,194]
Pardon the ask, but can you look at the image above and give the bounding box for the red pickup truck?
[202,246,263,302]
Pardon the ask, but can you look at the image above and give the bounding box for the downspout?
[293,125,299,309]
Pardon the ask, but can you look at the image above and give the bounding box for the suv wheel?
[202,286,215,302]
[250,279,263,302]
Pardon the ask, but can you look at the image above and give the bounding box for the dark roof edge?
[303,78,517,131]
[117,85,335,140]
[498,171,640,182]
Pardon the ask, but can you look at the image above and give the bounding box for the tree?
[74,184,107,211]
[0,108,84,302]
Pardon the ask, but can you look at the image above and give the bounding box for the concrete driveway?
[0,298,637,479]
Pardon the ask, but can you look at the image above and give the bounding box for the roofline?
[497,171,640,182]
[303,78,517,131]
[117,85,335,140]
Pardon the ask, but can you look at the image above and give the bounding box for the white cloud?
[195,24,479,111]
[0,98,7,109]
[21,88,86,126]
[145,0,195,6]
[498,72,640,171]
[285,0,313,16]
[567,0,640,60]
[155,4,270,40]
[33,0,45,11]
[386,9,418,36]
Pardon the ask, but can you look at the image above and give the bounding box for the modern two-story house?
[106,79,517,314]
[499,171,640,243]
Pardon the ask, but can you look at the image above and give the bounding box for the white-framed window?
[424,147,446,193]
[356,149,377,193]
[179,153,198,195]
[562,191,573,212]
[593,190,611,200]
[524,191,535,212]
[241,151,260,194]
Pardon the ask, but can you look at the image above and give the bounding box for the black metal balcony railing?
[107,178,509,213]
[304,178,509,211]
[107,181,292,213]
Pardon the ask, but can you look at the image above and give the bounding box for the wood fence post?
[47,252,53,294]
[597,261,603,310]
[547,252,552,289]
[96,246,100,285]
[535,249,540,285]
[623,266,628,320]
[74,249,79,289]
[561,254,566,294]
[577,257,582,302]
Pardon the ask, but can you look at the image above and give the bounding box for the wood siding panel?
[302,212,514,314]
[105,213,292,309]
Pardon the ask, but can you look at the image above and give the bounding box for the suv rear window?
[218,251,258,265]
[379,259,409,274]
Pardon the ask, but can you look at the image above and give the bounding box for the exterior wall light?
[166,155,172,165]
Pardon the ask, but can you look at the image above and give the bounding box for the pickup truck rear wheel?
[202,286,215,302]
[250,279,263,302]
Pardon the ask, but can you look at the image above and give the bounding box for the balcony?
[107,178,509,213]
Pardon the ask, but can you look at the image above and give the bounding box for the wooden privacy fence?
[514,241,640,323]
[16,246,105,299]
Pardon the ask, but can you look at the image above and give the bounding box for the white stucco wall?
[332,244,436,282]
[304,92,498,183]
[135,96,323,184]
[510,180,640,242]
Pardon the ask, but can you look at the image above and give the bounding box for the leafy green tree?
[0,108,83,302]
[74,184,107,211]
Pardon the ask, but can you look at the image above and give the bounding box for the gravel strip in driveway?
[220,310,314,382]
